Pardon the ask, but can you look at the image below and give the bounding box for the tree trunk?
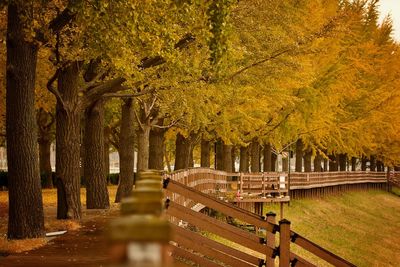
[56,62,82,220]
[313,152,322,172]
[351,157,357,171]
[231,147,236,172]
[84,100,109,209]
[39,137,53,188]
[188,146,194,168]
[149,127,165,170]
[328,154,338,172]
[338,154,347,171]
[295,139,303,172]
[303,150,312,172]
[115,99,135,203]
[215,139,224,171]
[282,156,288,172]
[271,153,277,171]
[263,143,272,172]
[361,156,368,171]
[250,139,260,172]
[164,144,172,172]
[239,146,249,172]
[6,2,45,239]
[137,125,151,171]
[369,156,376,171]
[80,132,85,183]
[394,166,400,171]
[200,140,210,167]
[376,161,383,172]
[323,158,328,172]
[222,144,232,173]
[37,109,54,189]
[104,126,111,180]
[174,133,191,171]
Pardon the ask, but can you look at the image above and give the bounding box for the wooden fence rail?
[388,171,400,188]
[165,168,389,203]
[164,177,355,267]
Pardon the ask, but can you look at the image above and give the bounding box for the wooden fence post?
[266,212,276,267]
[262,173,266,198]
[279,219,291,267]
[239,173,243,195]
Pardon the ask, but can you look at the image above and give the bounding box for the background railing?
[165,168,389,201]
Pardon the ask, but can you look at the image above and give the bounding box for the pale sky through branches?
[378,0,400,41]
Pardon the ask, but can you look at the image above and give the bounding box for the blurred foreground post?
[108,170,172,267]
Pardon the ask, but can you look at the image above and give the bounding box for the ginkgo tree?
[3,0,400,242]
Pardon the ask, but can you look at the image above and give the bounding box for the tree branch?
[83,34,194,106]
[145,95,158,121]
[82,68,110,92]
[134,110,144,131]
[152,119,179,129]
[264,108,296,135]
[82,77,127,108]
[102,88,157,98]
[138,34,195,69]
[36,0,82,43]
[230,48,292,79]
[229,14,342,80]
[47,69,66,109]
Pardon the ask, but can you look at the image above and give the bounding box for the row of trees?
[1,0,399,239]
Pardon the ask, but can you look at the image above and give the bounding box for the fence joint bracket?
[163,177,170,189]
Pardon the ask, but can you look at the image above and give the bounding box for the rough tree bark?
[188,146,194,168]
[39,137,52,188]
[37,109,54,188]
[148,126,165,170]
[174,133,192,171]
[84,100,109,209]
[115,99,135,203]
[323,158,328,172]
[303,150,312,172]
[271,153,277,171]
[328,154,338,172]
[361,156,368,171]
[104,126,111,180]
[351,157,357,171]
[369,156,376,171]
[263,143,272,172]
[295,139,304,172]
[137,125,151,171]
[200,140,210,167]
[250,139,260,172]
[338,154,347,171]
[239,146,249,172]
[56,63,82,219]
[376,161,383,172]
[282,156,288,172]
[215,140,224,171]
[222,144,233,173]
[231,147,236,172]
[313,152,322,172]
[6,2,45,239]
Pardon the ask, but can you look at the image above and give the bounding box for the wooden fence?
[388,171,400,188]
[165,168,389,201]
[164,178,356,267]
[289,171,387,199]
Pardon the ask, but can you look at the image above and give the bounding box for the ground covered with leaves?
[0,186,118,255]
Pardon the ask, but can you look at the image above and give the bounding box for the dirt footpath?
[0,214,114,267]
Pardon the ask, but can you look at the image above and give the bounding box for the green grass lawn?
[261,190,400,266]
